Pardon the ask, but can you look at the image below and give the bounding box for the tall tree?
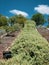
[9,16,16,26]
[31,13,45,25]
[9,15,27,27]
[0,16,8,26]
[16,15,27,27]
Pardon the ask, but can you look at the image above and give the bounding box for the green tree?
[9,16,16,26]
[16,15,27,27]
[0,16,8,26]
[9,15,27,27]
[31,13,45,25]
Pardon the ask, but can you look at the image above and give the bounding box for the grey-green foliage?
[4,23,21,33]
[10,20,49,65]
[0,20,49,65]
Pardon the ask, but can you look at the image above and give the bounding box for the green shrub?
[13,23,22,31]
[0,26,6,35]
[4,26,15,33]
[4,23,22,34]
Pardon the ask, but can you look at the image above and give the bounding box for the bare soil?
[0,31,20,59]
[37,27,49,42]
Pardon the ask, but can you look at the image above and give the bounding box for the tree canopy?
[0,15,8,26]
[9,15,27,27]
[31,13,45,25]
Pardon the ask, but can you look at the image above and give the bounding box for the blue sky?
[0,0,49,18]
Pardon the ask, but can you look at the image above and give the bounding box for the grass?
[0,20,49,65]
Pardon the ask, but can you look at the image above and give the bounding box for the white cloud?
[34,5,49,15]
[9,10,29,17]
[6,16,9,19]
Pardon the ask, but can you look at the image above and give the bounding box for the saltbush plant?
[4,23,22,34]
[13,23,22,31]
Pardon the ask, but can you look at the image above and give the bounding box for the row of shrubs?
[4,23,22,33]
[0,20,49,65]
[0,23,23,35]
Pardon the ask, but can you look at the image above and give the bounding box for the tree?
[9,16,16,26]
[16,15,27,27]
[31,13,45,25]
[0,16,8,26]
[9,15,27,27]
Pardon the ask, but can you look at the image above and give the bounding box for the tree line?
[0,13,49,27]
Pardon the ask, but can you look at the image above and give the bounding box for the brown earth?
[0,31,20,59]
[37,27,49,42]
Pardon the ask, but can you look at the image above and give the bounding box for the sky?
[0,0,49,18]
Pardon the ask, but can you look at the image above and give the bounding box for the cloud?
[6,16,9,19]
[9,10,29,17]
[34,5,49,15]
